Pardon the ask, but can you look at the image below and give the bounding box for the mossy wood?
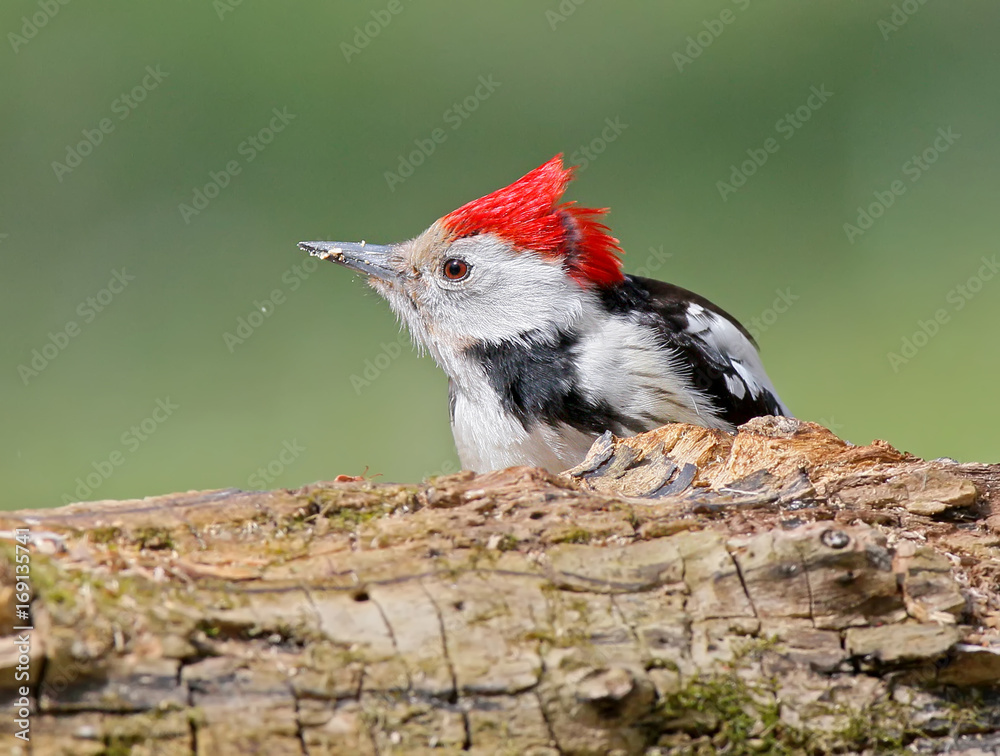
[2,418,1000,755]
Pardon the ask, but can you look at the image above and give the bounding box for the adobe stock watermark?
[11,527,32,742]
[8,0,72,53]
[569,116,627,173]
[60,397,180,504]
[213,0,245,21]
[350,332,410,395]
[17,269,135,386]
[746,288,799,342]
[673,0,752,73]
[877,0,931,40]
[341,0,409,62]
[717,85,833,201]
[684,288,796,396]
[15,653,90,742]
[632,245,673,279]
[178,106,296,224]
[384,75,501,192]
[247,440,306,488]
[51,65,169,182]
[546,0,587,30]
[886,255,998,373]
[843,126,959,244]
[222,255,320,352]
[816,416,846,436]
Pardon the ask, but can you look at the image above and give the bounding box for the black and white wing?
[604,275,791,429]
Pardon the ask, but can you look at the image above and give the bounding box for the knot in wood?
[821,528,851,549]
[573,667,637,704]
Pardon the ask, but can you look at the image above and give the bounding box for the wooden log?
[2,418,999,754]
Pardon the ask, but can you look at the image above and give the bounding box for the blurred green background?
[2,1,998,509]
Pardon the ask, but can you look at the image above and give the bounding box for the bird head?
[299,155,624,359]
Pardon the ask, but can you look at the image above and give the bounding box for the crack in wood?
[5,418,1000,753]
[418,580,459,705]
[366,592,411,692]
[727,548,758,620]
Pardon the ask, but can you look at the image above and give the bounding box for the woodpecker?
[299,155,790,473]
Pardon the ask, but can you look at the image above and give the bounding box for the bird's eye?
[442,258,470,281]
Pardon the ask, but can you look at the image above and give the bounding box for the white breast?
[450,381,596,472]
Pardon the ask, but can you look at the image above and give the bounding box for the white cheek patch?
[425,234,588,345]
[371,232,590,354]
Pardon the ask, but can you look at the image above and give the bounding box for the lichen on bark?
[2,418,1000,754]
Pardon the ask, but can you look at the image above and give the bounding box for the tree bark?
[2,417,1000,755]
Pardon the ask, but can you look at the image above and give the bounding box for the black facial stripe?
[465,330,643,436]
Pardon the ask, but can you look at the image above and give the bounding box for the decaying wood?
[2,418,1000,755]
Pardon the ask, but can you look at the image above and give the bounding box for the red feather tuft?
[440,155,624,287]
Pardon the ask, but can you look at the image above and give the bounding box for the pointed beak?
[297,241,399,282]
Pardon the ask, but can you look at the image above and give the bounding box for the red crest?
[440,155,624,287]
